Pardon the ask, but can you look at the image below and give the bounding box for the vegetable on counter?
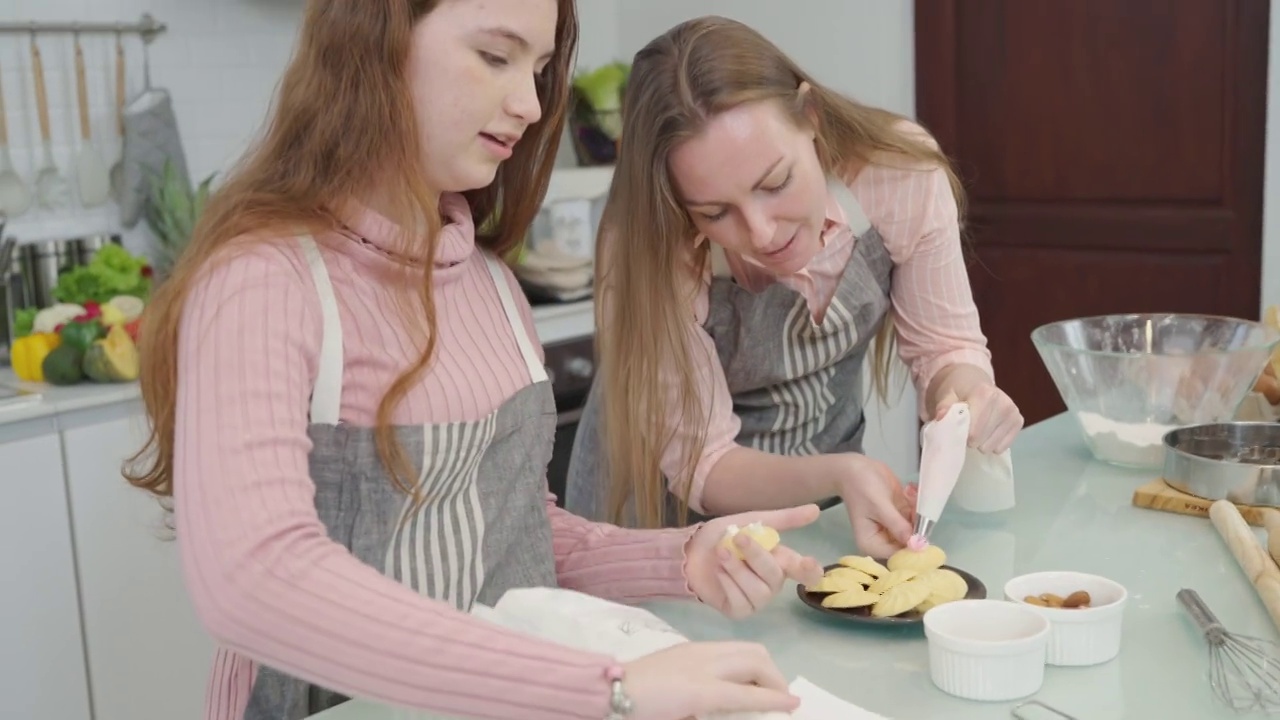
[11,332,61,382]
[51,244,152,307]
[59,317,105,352]
[31,303,85,335]
[82,324,140,383]
[42,344,85,386]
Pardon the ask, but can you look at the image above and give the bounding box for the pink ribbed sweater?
[173,194,697,720]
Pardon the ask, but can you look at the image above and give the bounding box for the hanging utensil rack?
[0,13,166,43]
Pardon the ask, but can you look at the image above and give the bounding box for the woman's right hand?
[831,453,915,558]
[622,641,799,719]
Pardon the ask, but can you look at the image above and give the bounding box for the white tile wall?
[0,0,306,253]
[0,0,629,256]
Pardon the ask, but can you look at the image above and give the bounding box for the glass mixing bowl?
[1030,313,1280,469]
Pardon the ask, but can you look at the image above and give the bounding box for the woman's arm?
[854,134,996,421]
[176,246,619,720]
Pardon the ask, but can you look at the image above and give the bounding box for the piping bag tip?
[911,516,936,548]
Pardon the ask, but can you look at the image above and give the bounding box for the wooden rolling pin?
[1264,509,1280,567]
[1210,500,1280,635]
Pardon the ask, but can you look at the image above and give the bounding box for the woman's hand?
[928,363,1024,454]
[623,641,800,720]
[684,505,824,619]
[935,385,1023,454]
[832,454,915,557]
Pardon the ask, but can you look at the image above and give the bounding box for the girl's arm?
[176,246,620,720]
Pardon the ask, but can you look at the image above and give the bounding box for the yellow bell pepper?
[11,332,62,382]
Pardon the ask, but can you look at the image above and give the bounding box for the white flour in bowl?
[1076,411,1176,467]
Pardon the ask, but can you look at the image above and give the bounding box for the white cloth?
[472,587,893,720]
[950,446,1016,513]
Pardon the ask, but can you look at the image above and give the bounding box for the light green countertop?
[314,413,1266,719]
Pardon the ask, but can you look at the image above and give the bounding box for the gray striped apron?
[564,181,892,525]
[239,237,559,719]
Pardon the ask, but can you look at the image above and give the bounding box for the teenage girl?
[126,4,823,720]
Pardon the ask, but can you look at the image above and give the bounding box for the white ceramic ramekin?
[1003,570,1128,667]
[922,599,1050,701]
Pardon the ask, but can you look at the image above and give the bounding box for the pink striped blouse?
[661,143,995,512]
[174,195,697,720]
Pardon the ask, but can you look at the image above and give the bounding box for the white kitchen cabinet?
[60,402,213,720]
[0,418,93,720]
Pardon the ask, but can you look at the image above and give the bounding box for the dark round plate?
[796,561,987,626]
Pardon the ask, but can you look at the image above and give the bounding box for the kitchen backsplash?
[0,0,623,258]
[0,0,310,253]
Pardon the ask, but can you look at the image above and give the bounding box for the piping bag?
[909,402,972,549]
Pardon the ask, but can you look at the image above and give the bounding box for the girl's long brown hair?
[598,16,966,528]
[125,0,579,509]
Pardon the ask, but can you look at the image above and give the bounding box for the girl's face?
[409,0,558,193]
[668,99,829,275]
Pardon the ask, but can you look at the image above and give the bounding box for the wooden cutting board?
[1132,478,1277,527]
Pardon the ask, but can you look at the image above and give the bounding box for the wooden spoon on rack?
[73,32,110,207]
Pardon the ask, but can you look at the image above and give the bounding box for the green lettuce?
[52,244,152,306]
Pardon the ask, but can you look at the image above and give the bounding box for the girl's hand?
[684,505,824,619]
[623,641,799,719]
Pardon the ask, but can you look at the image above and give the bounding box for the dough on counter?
[821,588,880,609]
[867,569,919,595]
[887,544,947,573]
[718,521,781,559]
[806,570,869,594]
[806,566,877,594]
[836,555,889,577]
[871,578,934,618]
[912,568,969,612]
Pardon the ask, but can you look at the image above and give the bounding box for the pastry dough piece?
[867,569,918,595]
[806,572,867,594]
[871,578,934,617]
[887,544,947,573]
[912,568,970,612]
[718,521,781,559]
[836,555,889,577]
[824,567,875,586]
[821,588,880,609]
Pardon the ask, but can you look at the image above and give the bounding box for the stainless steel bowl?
[1162,422,1280,507]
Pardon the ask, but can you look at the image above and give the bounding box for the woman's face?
[668,99,829,276]
[409,0,558,193]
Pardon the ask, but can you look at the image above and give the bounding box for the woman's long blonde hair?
[597,16,966,528]
[125,0,579,510]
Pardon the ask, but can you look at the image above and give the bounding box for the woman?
[564,16,1024,556]
[123,3,823,720]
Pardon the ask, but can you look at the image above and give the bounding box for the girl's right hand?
[622,641,799,719]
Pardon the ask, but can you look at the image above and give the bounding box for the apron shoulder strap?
[827,176,873,236]
[297,235,345,425]
[482,253,549,384]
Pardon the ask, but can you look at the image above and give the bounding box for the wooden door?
[915,0,1270,424]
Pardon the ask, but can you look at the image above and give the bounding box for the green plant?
[572,62,629,139]
[144,160,216,272]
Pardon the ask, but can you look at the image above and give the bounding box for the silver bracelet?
[605,677,634,719]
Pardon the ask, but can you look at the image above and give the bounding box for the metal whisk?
[1178,588,1280,712]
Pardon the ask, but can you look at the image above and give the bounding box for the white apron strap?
[483,254,548,384]
[827,177,873,237]
[297,236,345,425]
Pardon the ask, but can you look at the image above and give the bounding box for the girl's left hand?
[684,505,825,620]
[937,385,1024,454]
